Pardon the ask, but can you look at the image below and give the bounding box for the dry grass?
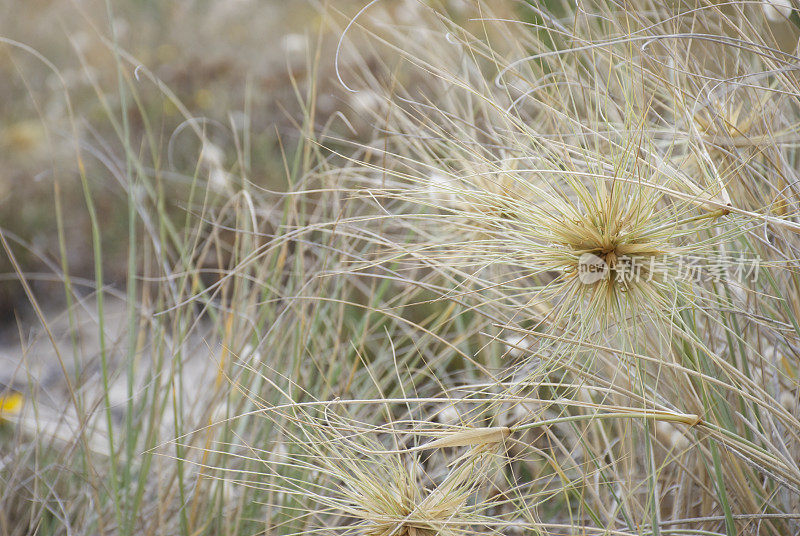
[1,1,800,536]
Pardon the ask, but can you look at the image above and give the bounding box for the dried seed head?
[518,181,704,338]
[274,407,501,536]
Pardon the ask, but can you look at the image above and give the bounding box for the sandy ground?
[0,295,224,457]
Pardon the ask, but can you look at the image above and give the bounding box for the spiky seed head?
[275,407,500,536]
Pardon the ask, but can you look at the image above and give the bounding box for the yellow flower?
[0,391,23,419]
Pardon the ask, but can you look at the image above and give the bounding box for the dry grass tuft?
[3,1,800,536]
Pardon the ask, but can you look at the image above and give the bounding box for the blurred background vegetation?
[0,0,393,324]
